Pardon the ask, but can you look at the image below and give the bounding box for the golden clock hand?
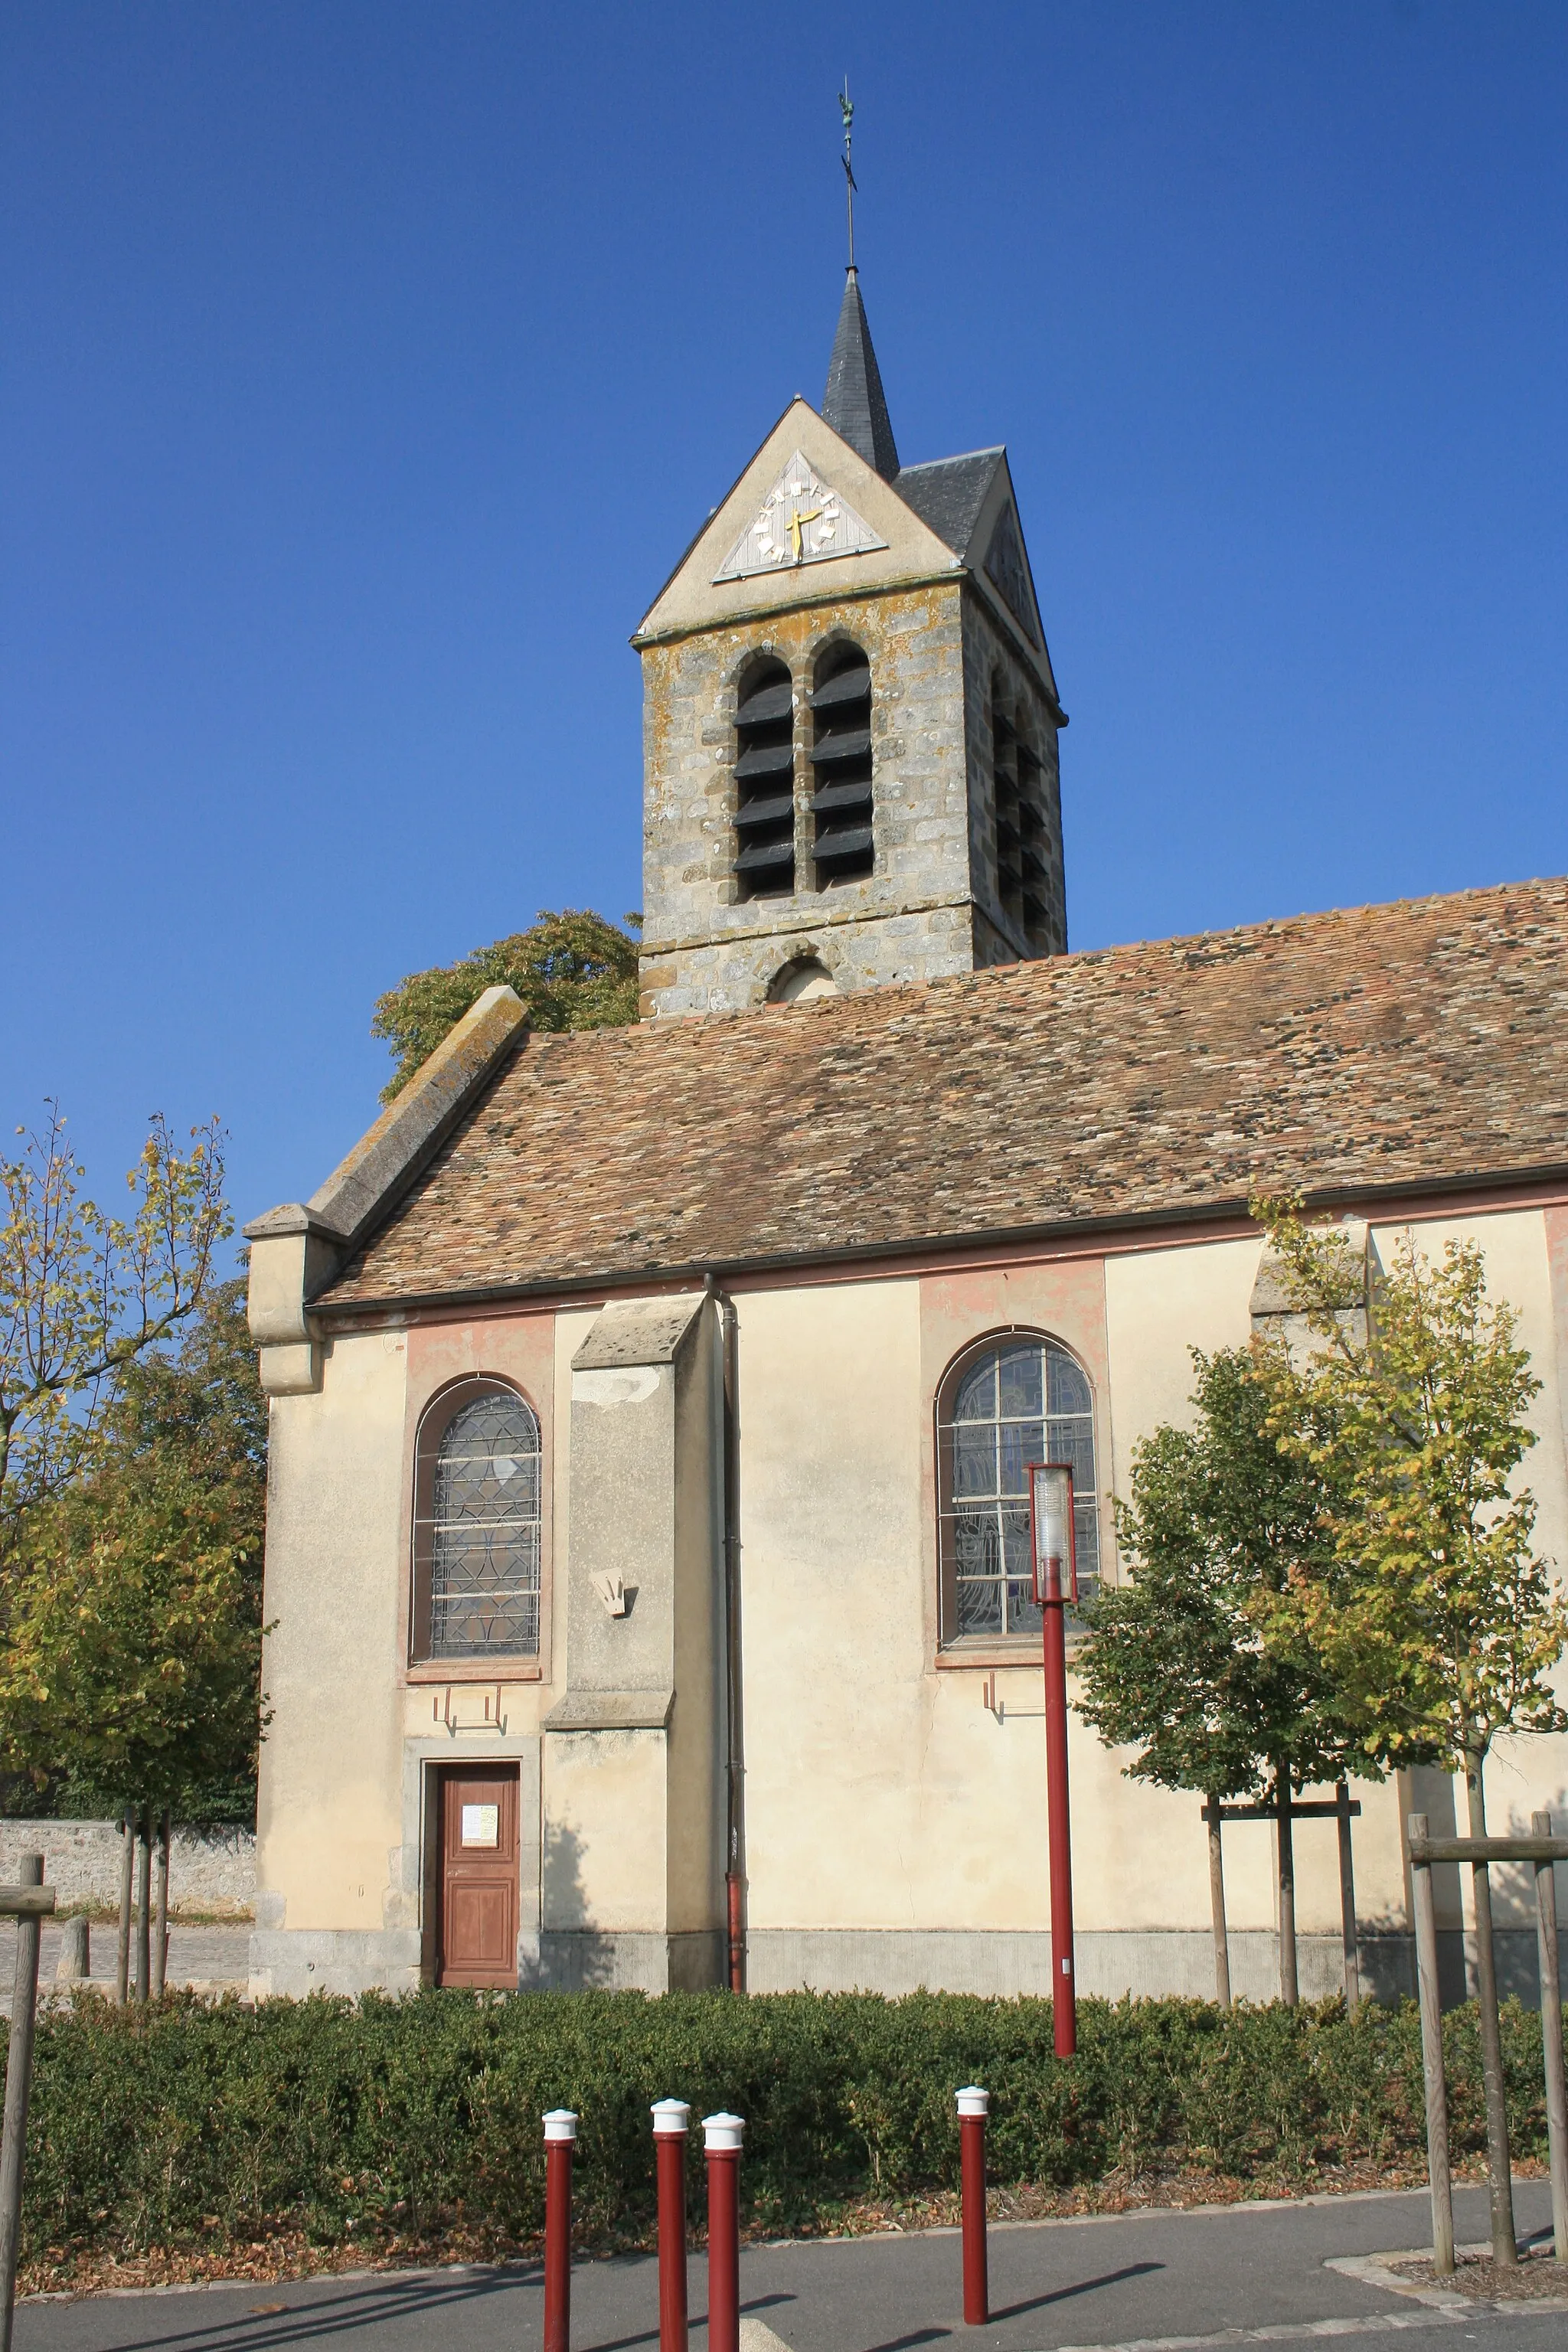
[789,505,822,561]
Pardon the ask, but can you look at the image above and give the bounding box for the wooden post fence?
[1205,1787,1361,2006]
[1406,1812,1568,2277]
[0,1856,57,2352]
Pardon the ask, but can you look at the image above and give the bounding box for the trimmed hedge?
[12,1989,1560,2259]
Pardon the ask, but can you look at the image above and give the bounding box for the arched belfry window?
[936,1334,1100,1645]
[413,1380,542,1659]
[733,658,796,899]
[810,643,874,884]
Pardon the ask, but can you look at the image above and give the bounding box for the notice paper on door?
[461,1804,499,1846]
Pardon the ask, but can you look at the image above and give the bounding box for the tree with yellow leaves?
[1252,1197,1566,2267]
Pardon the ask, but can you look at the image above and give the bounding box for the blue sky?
[4,2,1566,1238]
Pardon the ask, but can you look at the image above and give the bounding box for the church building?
[245,262,1568,2004]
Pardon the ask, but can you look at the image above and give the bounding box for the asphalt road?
[15,2180,1563,2352]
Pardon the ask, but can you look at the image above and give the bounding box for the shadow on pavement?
[989,2258,1165,2323]
[78,2269,533,2352]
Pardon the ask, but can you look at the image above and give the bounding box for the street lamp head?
[1028,1462,1077,1605]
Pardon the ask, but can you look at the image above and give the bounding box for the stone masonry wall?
[0,1821,255,1916]
[639,583,985,1017]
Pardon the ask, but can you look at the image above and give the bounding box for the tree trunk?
[149,1810,170,2000]
[1465,1746,1517,2266]
[1276,1766,1298,2006]
[133,1803,151,2004]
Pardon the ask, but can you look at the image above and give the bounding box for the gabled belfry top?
[822,267,900,480]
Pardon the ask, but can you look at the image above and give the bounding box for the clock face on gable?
[713,451,887,584]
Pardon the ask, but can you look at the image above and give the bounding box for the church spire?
[822,86,900,481]
[823,270,900,481]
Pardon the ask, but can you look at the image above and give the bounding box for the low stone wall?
[0,1821,254,1917]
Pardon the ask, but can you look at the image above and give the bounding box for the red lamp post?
[1028,1462,1078,2059]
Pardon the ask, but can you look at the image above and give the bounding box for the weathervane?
[840,79,857,270]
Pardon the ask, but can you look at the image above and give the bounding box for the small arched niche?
[768,956,839,1004]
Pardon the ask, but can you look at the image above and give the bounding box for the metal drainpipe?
[705,1272,745,1991]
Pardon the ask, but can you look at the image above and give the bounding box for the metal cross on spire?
[840,79,857,270]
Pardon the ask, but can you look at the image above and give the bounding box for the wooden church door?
[436,1763,520,1988]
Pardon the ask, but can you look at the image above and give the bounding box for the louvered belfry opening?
[733,658,796,899]
[991,682,1050,949]
[809,643,874,886]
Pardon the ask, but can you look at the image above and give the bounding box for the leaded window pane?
[996,1345,1043,1420]
[952,1357,998,1423]
[942,1338,1100,1641]
[424,1390,542,1658]
[952,1423,998,1497]
[998,1417,1045,1494]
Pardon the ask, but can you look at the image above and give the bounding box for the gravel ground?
[1391,2246,1568,2301]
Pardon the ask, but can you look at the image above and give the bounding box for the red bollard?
[543,2109,578,2352]
[956,2086,989,2326]
[651,2099,691,2352]
[702,2111,744,2352]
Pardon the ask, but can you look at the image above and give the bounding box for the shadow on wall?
[520,1821,618,1991]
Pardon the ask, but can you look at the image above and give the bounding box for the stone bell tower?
[633,268,1068,1018]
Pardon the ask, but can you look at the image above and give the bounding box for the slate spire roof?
[823,267,900,480]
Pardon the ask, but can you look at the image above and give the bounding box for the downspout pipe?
[704,1272,745,1991]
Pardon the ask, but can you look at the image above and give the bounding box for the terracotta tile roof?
[318,876,1568,1309]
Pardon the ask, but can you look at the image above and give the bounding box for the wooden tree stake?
[1531,1809,1568,2262]
[133,1806,151,2005]
[150,1811,170,2001]
[1276,1770,1298,2006]
[116,1806,133,2005]
[1204,1795,1231,2008]
[0,1854,54,2352]
[1337,1780,1361,2009]
[1409,1811,1455,2275]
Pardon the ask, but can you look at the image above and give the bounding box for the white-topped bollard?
[702,2112,745,2352]
[956,2086,990,2325]
[543,2109,580,2352]
[652,2100,692,2352]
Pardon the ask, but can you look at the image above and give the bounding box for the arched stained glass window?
[413,1383,541,1659]
[937,1335,1099,1644]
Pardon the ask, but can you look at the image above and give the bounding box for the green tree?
[0,1280,267,1816]
[371,909,642,1102]
[0,1104,228,1570]
[1073,1347,1359,2001]
[1252,1197,1567,2265]
[0,1468,264,1820]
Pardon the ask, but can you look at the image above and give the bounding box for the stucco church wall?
[251,1204,1568,2004]
[250,1327,415,1997]
[735,1213,1568,1999]
[732,1261,1393,1997]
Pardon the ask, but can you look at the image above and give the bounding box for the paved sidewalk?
[13,2180,1561,2352]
